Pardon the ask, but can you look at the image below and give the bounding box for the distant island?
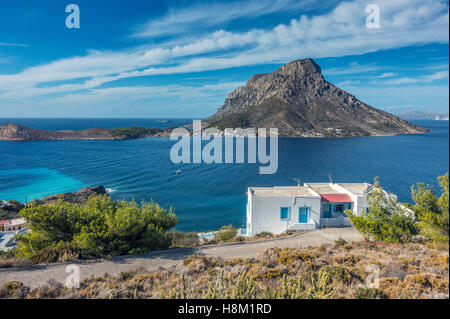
[0,123,175,141]
[399,110,449,121]
[204,58,429,137]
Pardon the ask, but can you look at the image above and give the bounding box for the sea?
[0,118,448,232]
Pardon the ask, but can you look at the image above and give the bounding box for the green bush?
[214,225,237,243]
[412,173,449,243]
[110,127,161,139]
[16,195,177,263]
[347,177,418,243]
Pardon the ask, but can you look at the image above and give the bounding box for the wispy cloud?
[378,70,449,85]
[377,72,397,78]
[0,0,448,103]
[0,42,28,47]
[323,62,382,76]
[132,0,338,38]
[387,104,418,109]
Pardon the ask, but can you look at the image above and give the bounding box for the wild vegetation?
[12,195,177,264]
[347,174,449,244]
[1,239,447,299]
[109,126,162,139]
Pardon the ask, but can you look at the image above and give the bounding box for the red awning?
[0,220,9,225]
[320,194,352,203]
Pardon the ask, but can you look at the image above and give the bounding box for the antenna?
[292,177,301,188]
[328,173,333,184]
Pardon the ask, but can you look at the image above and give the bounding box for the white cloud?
[323,63,382,76]
[0,42,28,47]
[377,72,397,78]
[387,104,418,109]
[0,0,448,102]
[378,70,449,85]
[132,0,337,38]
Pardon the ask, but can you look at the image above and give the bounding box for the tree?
[17,195,177,263]
[347,177,418,243]
[411,173,449,243]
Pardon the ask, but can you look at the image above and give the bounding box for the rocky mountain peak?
[204,58,429,137]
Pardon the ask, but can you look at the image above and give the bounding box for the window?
[280,207,290,220]
[346,203,352,210]
[299,207,310,223]
[335,204,344,212]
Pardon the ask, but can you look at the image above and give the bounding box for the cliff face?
[205,58,429,137]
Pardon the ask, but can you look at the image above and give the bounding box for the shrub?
[214,225,237,243]
[320,265,353,284]
[169,231,199,247]
[356,287,386,299]
[347,177,418,243]
[254,232,273,239]
[278,249,314,266]
[16,195,177,263]
[334,237,347,247]
[412,173,449,243]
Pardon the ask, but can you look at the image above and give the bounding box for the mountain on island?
[204,58,429,137]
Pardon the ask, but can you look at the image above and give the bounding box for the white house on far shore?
[246,182,373,236]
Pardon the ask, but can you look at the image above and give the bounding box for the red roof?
[320,194,352,203]
[0,220,10,225]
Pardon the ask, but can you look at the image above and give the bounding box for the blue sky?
[0,0,448,118]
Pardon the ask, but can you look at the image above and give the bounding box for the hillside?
[1,239,447,299]
[204,59,429,137]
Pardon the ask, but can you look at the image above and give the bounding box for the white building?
[3,218,27,232]
[246,182,372,236]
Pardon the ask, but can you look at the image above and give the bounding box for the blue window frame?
[346,203,352,210]
[298,207,310,223]
[280,207,290,220]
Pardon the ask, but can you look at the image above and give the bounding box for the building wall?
[248,194,321,236]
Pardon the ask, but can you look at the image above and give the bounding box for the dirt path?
[0,228,362,288]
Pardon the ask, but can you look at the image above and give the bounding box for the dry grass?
[1,241,448,299]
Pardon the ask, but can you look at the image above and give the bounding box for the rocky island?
[204,58,429,137]
[0,123,175,141]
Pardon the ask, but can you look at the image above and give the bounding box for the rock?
[38,186,107,205]
[204,58,429,137]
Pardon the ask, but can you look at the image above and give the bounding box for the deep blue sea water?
[0,118,448,232]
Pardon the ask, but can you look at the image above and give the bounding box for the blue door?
[299,207,310,223]
[323,204,331,218]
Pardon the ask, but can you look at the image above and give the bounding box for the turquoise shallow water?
[0,118,448,232]
[0,168,85,201]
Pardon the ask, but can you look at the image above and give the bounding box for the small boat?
[176,169,182,174]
